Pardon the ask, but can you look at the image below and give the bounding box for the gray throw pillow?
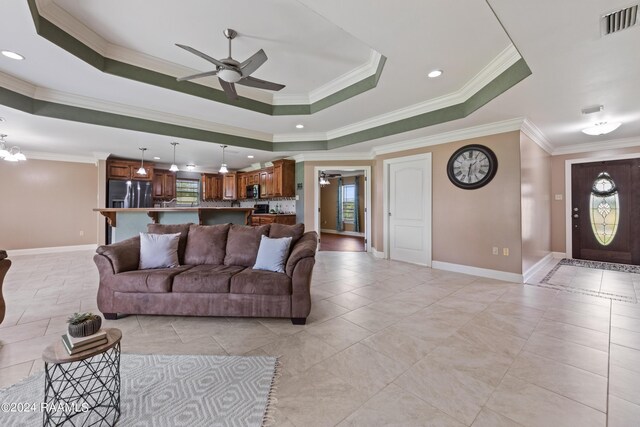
[253,236,292,273]
[139,232,181,269]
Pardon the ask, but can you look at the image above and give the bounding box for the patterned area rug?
[0,354,278,427]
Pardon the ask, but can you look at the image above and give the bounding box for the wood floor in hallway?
[319,232,365,252]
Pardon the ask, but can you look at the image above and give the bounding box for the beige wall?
[372,131,523,274]
[320,175,365,232]
[550,146,640,253]
[0,159,100,250]
[520,133,551,273]
[303,160,374,231]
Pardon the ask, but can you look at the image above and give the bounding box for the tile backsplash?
[196,198,296,214]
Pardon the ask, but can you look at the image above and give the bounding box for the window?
[589,172,619,246]
[176,179,200,206]
[342,184,356,223]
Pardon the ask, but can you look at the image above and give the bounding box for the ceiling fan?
[319,171,341,186]
[176,29,285,101]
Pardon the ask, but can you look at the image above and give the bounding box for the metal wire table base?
[43,342,121,426]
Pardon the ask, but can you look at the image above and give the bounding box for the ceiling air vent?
[601,5,638,35]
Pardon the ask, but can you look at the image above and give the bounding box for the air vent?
[601,5,638,35]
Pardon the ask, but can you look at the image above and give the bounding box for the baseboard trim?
[432,261,523,283]
[8,244,98,257]
[522,253,554,284]
[320,228,365,237]
[552,252,566,259]
[371,249,386,259]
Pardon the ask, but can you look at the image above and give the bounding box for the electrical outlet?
[492,247,499,255]
[295,195,299,200]
[554,194,563,201]
[503,247,509,256]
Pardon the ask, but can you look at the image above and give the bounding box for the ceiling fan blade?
[219,78,239,100]
[175,43,226,68]
[176,70,219,82]
[236,76,285,91]
[239,49,268,76]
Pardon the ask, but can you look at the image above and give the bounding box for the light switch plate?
[554,194,563,200]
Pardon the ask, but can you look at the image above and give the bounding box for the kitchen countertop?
[94,207,254,227]
[251,213,296,216]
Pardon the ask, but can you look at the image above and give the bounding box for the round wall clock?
[446,144,498,189]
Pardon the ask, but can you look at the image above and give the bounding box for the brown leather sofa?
[94,223,317,325]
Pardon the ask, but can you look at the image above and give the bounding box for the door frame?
[383,153,432,265]
[564,152,640,259]
[314,165,372,252]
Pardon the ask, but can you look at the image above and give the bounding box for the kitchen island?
[94,207,254,243]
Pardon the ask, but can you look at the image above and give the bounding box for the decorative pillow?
[253,236,293,273]
[147,223,192,265]
[224,224,270,267]
[269,223,304,246]
[139,232,181,269]
[184,224,230,265]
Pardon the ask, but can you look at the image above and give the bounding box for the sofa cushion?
[173,264,244,293]
[147,223,192,265]
[253,236,292,273]
[230,268,292,296]
[269,223,304,246]
[112,265,193,293]
[184,224,230,265]
[224,224,270,267]
[139,232,181,269]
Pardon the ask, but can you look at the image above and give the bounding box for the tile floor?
[2,251,640,426]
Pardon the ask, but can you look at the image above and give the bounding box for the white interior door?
[389,157,431,266]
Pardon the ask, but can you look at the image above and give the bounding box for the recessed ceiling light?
[2,50,25,60]
[581,122,621,136]
[186,164,196,171]
[247,155,254,159]
[427,69,443,78]
[153,156,161,160]
[295,124,304,129]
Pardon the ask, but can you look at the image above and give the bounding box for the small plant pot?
[68,316,102,338]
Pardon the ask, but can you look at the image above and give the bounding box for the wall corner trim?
[432,260,523,283]
[521,119,554,154]
[8,244,98,257]
[371,249,386,259]
[552,252,566,259]
[522,252,554,284]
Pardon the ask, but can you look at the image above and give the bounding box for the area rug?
[0,354,279,427]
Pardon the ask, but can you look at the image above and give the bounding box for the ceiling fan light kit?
[0,134,27,162]
[176,28,285,101]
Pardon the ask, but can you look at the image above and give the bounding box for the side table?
[41,328,122,426]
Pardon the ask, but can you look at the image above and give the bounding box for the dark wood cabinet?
[107,159,154,181]
[265,167,274,197]
[152,169,176,200]
[250,214,296,226]
[259,171,268,198]
[272,159,295,197]
[222,173,237,200]
[202,174,222,201]
[237,173,248,199]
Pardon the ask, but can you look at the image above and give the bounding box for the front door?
[388,156,431,266]
[571,159,640,264]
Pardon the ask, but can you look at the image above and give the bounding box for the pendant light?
[169,142,179,172]
[218,145,228,174]
[137,147,147,175]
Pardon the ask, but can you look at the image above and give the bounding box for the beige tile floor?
[2,250,640,426]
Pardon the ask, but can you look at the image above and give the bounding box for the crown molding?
[0,72,37,97]
[32,87,272,142]
[35,0,380,107]
[292,152,374,162]
[552,135,640,156]
[320,44,521,141]
[24,150,100,164]
[371,117,525,156]
[521,119,554,154]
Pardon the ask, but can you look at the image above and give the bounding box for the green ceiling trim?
[25,0,386,116]
[0,57,530,153]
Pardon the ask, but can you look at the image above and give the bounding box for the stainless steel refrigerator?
[106,180,153,243]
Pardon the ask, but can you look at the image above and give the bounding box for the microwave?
[246,184,260,199]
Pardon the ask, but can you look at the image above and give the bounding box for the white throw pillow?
[139,232,181,269]
[253,236,293,273]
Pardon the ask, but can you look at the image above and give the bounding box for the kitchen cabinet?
[237,173,248,199]
[107,159,155,181]
[201,173,222,201]
[222,173,237,200]
[250,214,296,226]
[272,159,295,197]
[152,169,176,200]
[266,168,274,197]
[259,171,268,198]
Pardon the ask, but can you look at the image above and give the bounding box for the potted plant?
[67,312,102,338]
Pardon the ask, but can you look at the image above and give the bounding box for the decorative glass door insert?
[589,172,619,246]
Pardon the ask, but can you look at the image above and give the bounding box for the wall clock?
[446,144,498,189]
